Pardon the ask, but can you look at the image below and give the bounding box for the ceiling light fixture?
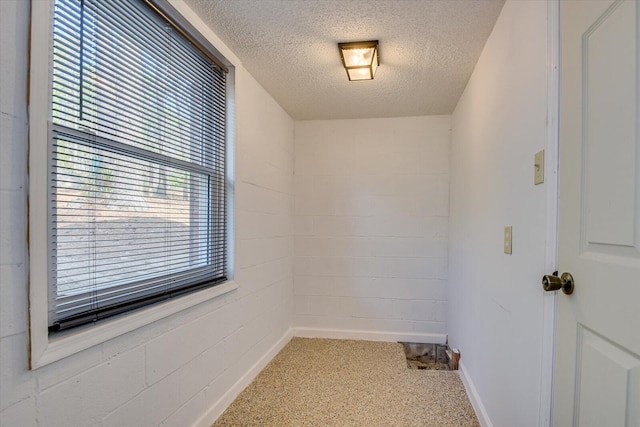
[338,40,379,81]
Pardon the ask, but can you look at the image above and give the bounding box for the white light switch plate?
[534,150,544,185]
[504,226,513,254]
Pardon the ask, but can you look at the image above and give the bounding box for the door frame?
[539,0,560,425]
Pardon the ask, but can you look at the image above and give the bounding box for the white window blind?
[49,0,227,331]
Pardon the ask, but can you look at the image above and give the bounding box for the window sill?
[31,280,238,369]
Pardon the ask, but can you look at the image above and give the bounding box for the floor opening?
[401,342,450,370]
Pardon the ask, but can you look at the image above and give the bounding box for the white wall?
[0,1,294,425]
[448,1,548,426]
[293,117,450,341]
[1,0,552,424]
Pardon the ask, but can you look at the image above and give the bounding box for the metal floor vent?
[400,343,452,370]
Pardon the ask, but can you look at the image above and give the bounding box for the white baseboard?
[192,328,294,427]
[458,360,494,427]
[293,326,447,344]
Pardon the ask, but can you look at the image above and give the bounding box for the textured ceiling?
[183,0,505,120]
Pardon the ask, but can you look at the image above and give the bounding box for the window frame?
[28,0,236,369]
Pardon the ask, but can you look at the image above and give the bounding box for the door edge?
[538,1,560,426]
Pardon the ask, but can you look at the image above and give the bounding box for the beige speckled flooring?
[213,338,480,426]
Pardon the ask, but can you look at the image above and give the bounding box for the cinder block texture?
[293,116,450,335]
[0,1,294,424]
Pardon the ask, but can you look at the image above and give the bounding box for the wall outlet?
[504,226,513,254]
[534,150,544,185]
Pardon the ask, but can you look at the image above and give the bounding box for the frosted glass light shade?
[338,40,379,81]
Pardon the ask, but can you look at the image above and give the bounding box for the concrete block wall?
[1,0,456,424]
[293,116,451,340]
[448,1,548,425]
[0,1,294,425]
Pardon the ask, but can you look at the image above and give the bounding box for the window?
[46,0,229,331]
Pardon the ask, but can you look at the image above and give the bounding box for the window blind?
[49,0,227,331]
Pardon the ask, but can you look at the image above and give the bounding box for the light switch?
[534,150,544,185]
[504,226,513,254]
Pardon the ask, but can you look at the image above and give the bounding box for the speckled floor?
[213,338,480,427]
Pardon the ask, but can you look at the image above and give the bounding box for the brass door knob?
[542,271,575,295]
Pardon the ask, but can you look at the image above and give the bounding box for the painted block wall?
[293,117,450,341]
[0,1,294,425]
[448,0,548,426]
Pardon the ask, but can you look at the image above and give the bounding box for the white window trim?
[27,0,237,369]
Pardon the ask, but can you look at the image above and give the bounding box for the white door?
[554,0,640,426]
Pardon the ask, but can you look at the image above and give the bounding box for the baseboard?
[192,327,294,427]
[293,327,447,344]
[458,360,494,427]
